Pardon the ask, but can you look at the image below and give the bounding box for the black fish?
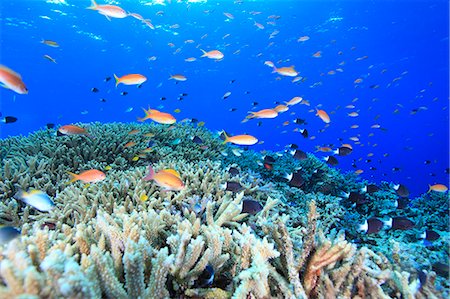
[392,167,401,172]
[420,229,440,242]
[228,167,239,176]
[91,87,99,93]
[288,143,298,149]
[242,199,263,215]
[293,118,307,125]
[104,76,111,82]
[343,192,366,204]
[100,98,107,102]
[230,79,236,83]
[360,218,384,234]
[299,129,308,138]
[178,97,183,101]
[121,91,128,96]
[324,156,338,166]
[335,146,352,156]
[257,121,262,127]
[361,184,379,194]
[432,262,449,278]
[192,136,203,144]
[46,123,55,129]
[244,91,250,94]
[160,97,167,101]
[385,217,414,230]
[291,149,307,160]
[191,118,198,123]
[396,197,409,209]
[285,171,304,188]
[225,181,244,192]
[424,160,431,165]
[1,116,18,124]
[263,155,275,164]
[252,102,258,106]
[180,93,188,96]
[194,264,214,288]
[394,184,409,198]
[229,108,237,112]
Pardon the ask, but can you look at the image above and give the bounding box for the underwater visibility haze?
[0,0,449,298]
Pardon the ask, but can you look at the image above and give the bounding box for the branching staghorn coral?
[0,123,447,298]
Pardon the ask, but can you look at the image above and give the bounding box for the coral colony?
[0,122,448,298]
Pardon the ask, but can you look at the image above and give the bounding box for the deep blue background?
[1,0,448,197]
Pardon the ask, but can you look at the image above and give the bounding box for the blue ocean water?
[0,0,448,198]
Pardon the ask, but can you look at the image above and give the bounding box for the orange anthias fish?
[246,109,278,119]
[137,107,176,124]
[200,49,224,60]
[273,66,299,77]
[316,109,331,123]
[0,65,28,94]
[285,96,303,106]
[113,74,147,87]
[87,0,128,20]
[223,132,258,146]
[169,74,187,81]
[144,164,185,191]
[58,124,90,136]
[428,184,448,193]
[67,169,106,184]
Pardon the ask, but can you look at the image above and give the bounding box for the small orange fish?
[348,112,359,117]
[87,0,127,20]
[128,12,144,21]
[274,104,289,113]
[223,132,258,146]
[254,21,264,29]
[298,36,310,42]
[200,49,224,60]
[169,74,187,81]
[58,124,89,136]
[273,66,298,77]
[223,12,234,19]
[138,107,176,124]
[246,109,278,119]
[316,146,333,152]
[144,164,185,191]
[312,51,322,58]
[316,109,330,123]
[285,96,303,106]
[128,129,140,135]
[264,61,274,68]
[354,78,363,84]
[354,169,364,175]
[114,74,147,87]
[124,141,136,148]
[0,65,28,94]
[185,57,197,62]
[67,169,106,184]
[428,184,448,193]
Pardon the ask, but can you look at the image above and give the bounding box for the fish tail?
[143,164,155,181]
[66,171,78,184]
[113,74,120,88]
[272,66,277,73]
[200,49,207,57]
[222,131,229,144]
[87,0,97,9]
[427,184,431,193]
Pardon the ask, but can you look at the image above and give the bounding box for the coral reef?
[0,122,448,298]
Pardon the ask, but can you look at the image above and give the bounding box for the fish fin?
[143,164,155,181]
[105,15,111,21]
[87,0,97,9]
[162,169,181,179]
[66,171,78,184]
[113,74,120,87]
[0,83,10,90]
[200,49,207,57]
